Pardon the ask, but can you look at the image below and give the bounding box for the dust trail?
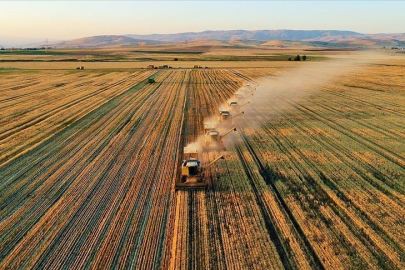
[203,116,218,128]
[228,52,382,133]
[184,140,203,154]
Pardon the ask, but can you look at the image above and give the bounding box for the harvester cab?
[205,130,220,144]
[229,101,238,107]
[176,149,205,190]
[182,158,203,180]
[203,123,216,133]
[218,110,231,123]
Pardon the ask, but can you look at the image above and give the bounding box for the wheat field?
[0,53,404,269]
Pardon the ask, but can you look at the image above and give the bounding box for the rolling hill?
[52,35,161,48]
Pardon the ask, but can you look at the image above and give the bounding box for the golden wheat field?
[0,51,404,269]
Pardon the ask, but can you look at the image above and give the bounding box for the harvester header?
[220,127,237,139]
[205,155,224,168]
[239,101,250,109]
[232,111,244,119]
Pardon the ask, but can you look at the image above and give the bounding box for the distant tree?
[174,58,179,61]
[0,47,5,51]
[302,55,307,61]
[294,55,301,61]
[288,58,292,61]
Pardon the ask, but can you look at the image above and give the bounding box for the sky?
[0,1,404,40]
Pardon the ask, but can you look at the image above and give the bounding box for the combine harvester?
[218,110,231,123]
[218,110,244,127]
[202,126,236,151]
[234,92,254,101]
[238,82,258,97]
[243,82,259,89]
[243,86,257,96]
[175,148,224,190]
[228,100,250,111]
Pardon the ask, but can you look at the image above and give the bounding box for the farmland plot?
[1,63,404,269]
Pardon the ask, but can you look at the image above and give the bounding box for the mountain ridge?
[126,30,365,42]
[4,30,404,48]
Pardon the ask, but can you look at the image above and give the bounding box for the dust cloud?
[184,140,202,154]
[232,52,381,126]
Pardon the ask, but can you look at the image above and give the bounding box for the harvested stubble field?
[0,58,404,269]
